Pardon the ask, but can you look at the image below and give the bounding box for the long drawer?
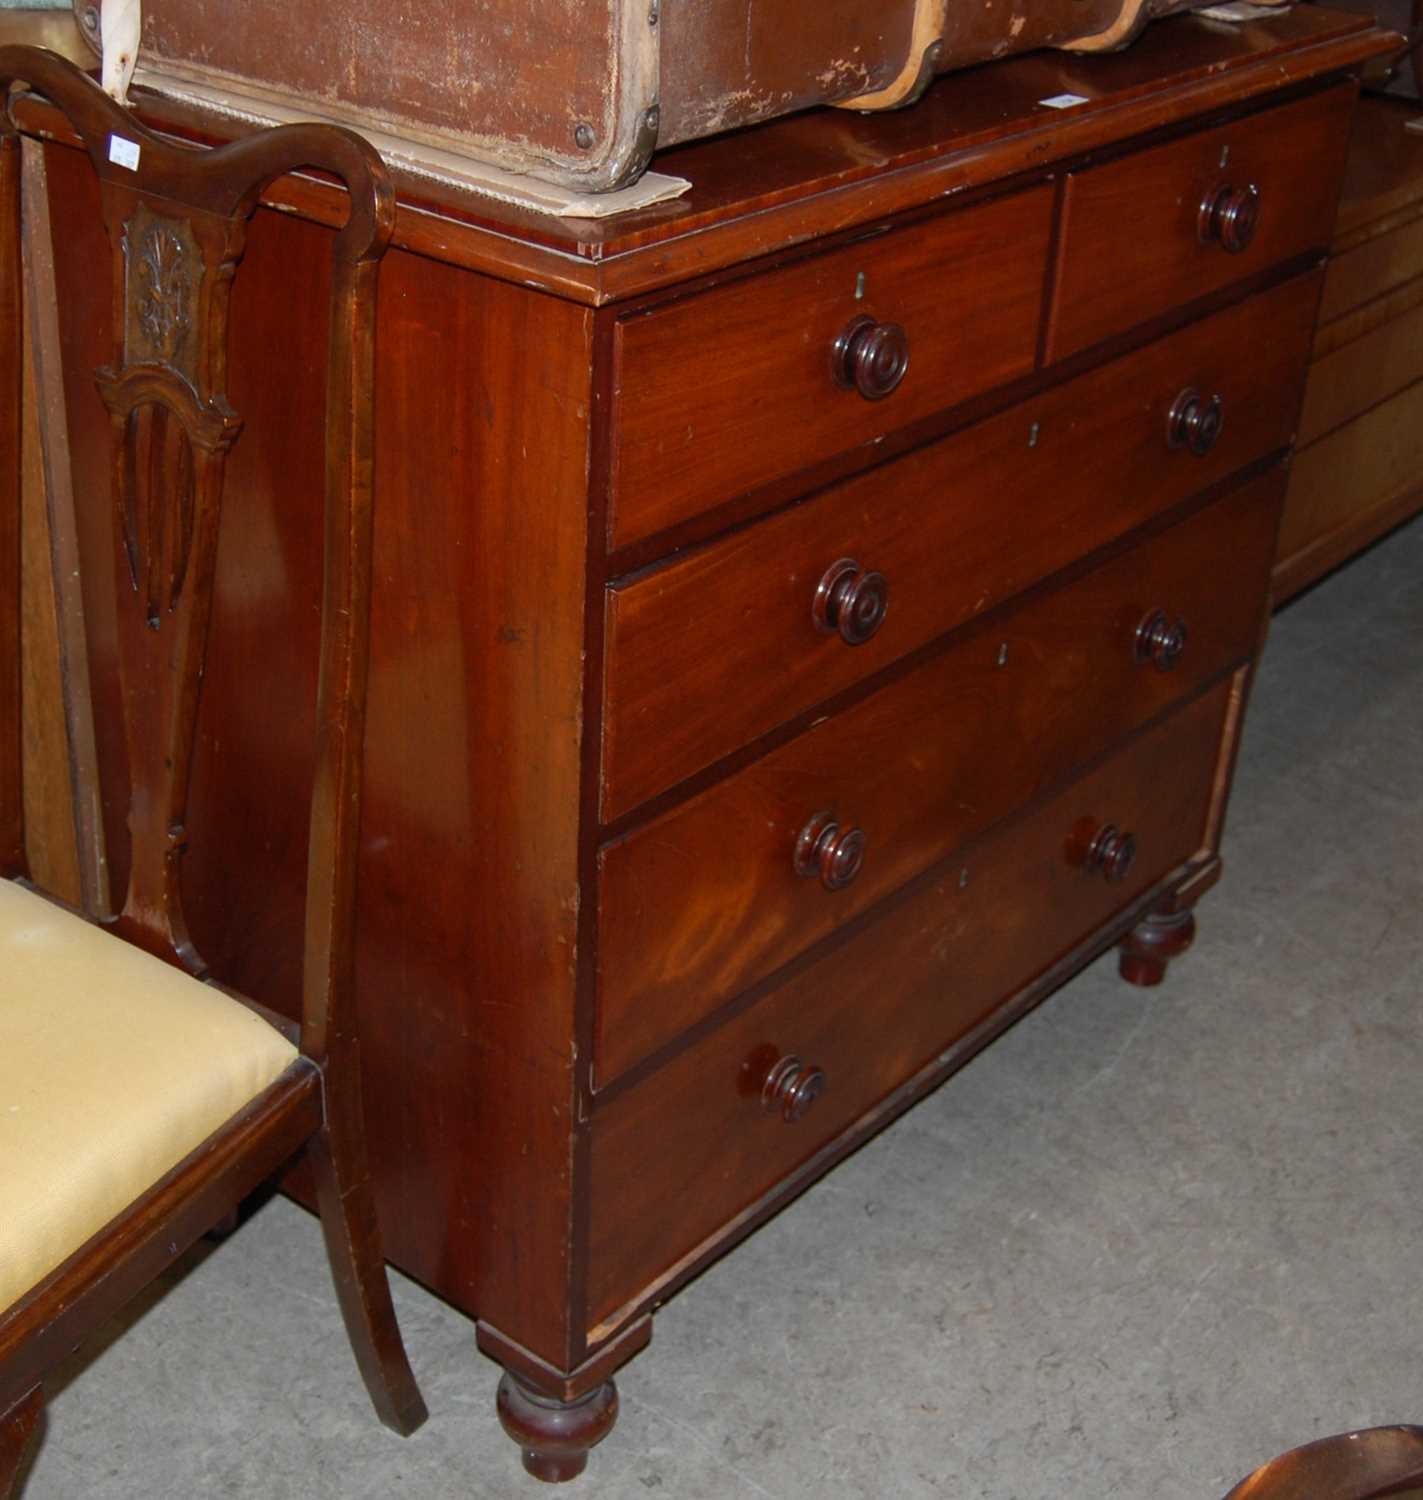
[595,470,1280,1084]
[1045,83,1353,362]
[587,677,1233,1331]
[602,271,1318,820]
[609,185,1053,550]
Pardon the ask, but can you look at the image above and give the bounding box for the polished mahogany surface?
[1047,83,1356,359]
[600,274,1319,817]
[23,10,1393,1481]
[608,184,1054,546]
[596,470,1285,1086]
[588,677,1233,1331]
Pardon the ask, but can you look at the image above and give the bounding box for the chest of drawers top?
[51,5,1383,313]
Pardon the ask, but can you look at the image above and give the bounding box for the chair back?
[0,48,393,1063]
[0,51,428,1458]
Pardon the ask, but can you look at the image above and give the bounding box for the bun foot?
[1119,908,1196,987]
[497,1373,618,1483]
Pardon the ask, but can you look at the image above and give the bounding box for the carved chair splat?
[0,46,425,1496]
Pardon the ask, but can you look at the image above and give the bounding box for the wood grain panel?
[1277,377,1423,596]
[1330,95,1423,245]
[20,308,81,904]
[19,138,105,912]
[49,150,596,1366]
[1046,84,1355,361]
[602,271,1318,820]
[1318,219,1423,326]
[341,251,593,1364]
[1273,475,1423,605]
[1314,271,1423,361]
[1298,293,1423,446]
[596,470,1281,1085]
[588,679,1231,1330]
[610,185,1052,548]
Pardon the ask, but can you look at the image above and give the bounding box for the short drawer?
[595,470,1281,1084]
[586,677,1233,1331]
[602,271,1317,820]
[608,185,1053,550]
[1045,83,1355,362]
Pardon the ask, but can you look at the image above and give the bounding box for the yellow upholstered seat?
[0,879,299,1310]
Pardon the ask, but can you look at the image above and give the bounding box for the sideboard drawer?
[602,271,1317,820]
[595,470,1280,1084]
[1045,83,1354,362]
[587,676,1232,1331]
[609,185,1053,550]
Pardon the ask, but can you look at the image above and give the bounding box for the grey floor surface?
[17,514,1423,1499]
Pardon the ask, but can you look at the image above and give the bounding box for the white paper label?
[108,134,141,171]
[1038,93,1091,110]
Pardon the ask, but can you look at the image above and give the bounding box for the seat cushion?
[0,880,300,1310]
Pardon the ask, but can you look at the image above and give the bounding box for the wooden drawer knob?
[1198,182,1261,254]
[813,557,889,645]
[1166,387,1223,456]
[1135,608,1188,671]
[794,810,866,891]
[832,314,909,400]
[1082,823,1137,883]
[761,1055,826,1123]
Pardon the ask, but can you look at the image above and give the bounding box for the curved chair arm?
[1225,1426,1423,1500]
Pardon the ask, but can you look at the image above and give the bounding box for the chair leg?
[310,1123,429,1437]
[0,1386,43,1500]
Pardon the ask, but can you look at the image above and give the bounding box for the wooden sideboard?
[21,9,1392,1480]
[1277,91,1423,599]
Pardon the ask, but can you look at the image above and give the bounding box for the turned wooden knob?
[1198,182,1261,253]
[813,557,889,645]
[1166,387,1223,455]
[762,1054,826,1122]
[1083,823,1137,883]
[794,810,866,891]
[832,314,909,399]
[1135,608,1188,671]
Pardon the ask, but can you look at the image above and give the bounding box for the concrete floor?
[17,513,1423,1499]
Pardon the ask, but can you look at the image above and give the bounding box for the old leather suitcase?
[70,0,1285,192]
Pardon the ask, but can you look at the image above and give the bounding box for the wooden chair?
[1224,1426,1423,1499]
[0,46,426,1494]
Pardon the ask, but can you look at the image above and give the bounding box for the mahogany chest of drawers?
[25,7,1391,1479]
